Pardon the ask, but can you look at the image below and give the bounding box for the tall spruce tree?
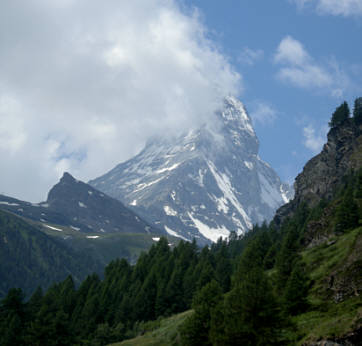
[335,187,359,232]
[329,101,350,128]
[282,261,309,315]
[353,97,362,125]
[210,267,284,346]
[180,280,223,346]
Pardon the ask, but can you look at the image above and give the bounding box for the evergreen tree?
[276,221,300,290]
[335,187,359,232]
[282,261,309,315]
[211,267,284,346]
[0,288,26,346]
[353,97,362,125]
[180,280,223,346]
[329,101,350,128]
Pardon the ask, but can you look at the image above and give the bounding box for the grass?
[109,311,192,346]
[293,226,362,344]
[291,297,362,344]
[302,227,360,289]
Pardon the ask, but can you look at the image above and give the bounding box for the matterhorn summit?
[90,96,293,244]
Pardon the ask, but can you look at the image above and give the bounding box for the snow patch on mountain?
[188,212,230,243]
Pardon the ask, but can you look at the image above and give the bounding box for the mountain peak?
[60,172,77,183]
[221,96,255,137]
[90,96,291,244]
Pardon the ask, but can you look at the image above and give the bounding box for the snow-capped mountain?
[90,96,293,244]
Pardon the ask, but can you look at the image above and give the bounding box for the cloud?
[291,0,362,16]
[274,36,311,66]
[274,36,350,95]
[238,47,264,66]
[249,102,278,125]
[0,0,241,202]
[302,124,327,153]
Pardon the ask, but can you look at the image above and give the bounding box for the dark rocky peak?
[47,172,92,205]
[276,119,362,224]
[60,172,77,183]
[46,172,158,234]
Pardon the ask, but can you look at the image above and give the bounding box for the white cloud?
[292,0,362,16]
[249,102,278,125]
[0,0,241,202]
[303,124,327,153]
[274,36,350,95]
[274,36,310,66]
[238,47,264,66]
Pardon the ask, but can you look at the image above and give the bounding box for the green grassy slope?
[292,226,362,344]
[109,311,192,346]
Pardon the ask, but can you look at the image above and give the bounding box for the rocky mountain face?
[0,172,161,235]
[90,96,293,244]
[276,119,362,225]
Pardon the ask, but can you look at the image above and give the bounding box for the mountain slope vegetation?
[0,209,103,298]
[0,100,361,345]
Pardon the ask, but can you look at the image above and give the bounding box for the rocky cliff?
[276,119,362,225]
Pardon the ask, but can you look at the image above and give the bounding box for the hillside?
[0,209,103,297]
[0,173,176,296]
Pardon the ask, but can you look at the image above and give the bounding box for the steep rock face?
[276,120,362,224]
[90,97,292,244]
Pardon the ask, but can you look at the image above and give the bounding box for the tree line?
[0,169,361,344]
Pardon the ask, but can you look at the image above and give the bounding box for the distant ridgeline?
[0,99,361,346]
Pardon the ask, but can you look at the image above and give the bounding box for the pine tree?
[180,280,222,346]
[283,261,309,315]
[0,288,26,346]
[276,221,300,289]
[211,267,284,346]
[335,187,359,232]
[353,97,362,125]
[329,101,350,128]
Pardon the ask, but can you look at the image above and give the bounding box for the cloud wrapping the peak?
[0,0,241,201]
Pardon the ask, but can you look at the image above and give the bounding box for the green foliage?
[0,288,26,346]
[211,267,285,346]
[282,261,309,315]
[353,97,362,125]
[0,209,102,298]
[180,280,222,345]
[335,187,359,233]
[329,101,350,128]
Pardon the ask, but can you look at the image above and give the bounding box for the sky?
[0,0,362,202]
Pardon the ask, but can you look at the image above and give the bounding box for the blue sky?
[184,0,362,183]
[0,0,361,201]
